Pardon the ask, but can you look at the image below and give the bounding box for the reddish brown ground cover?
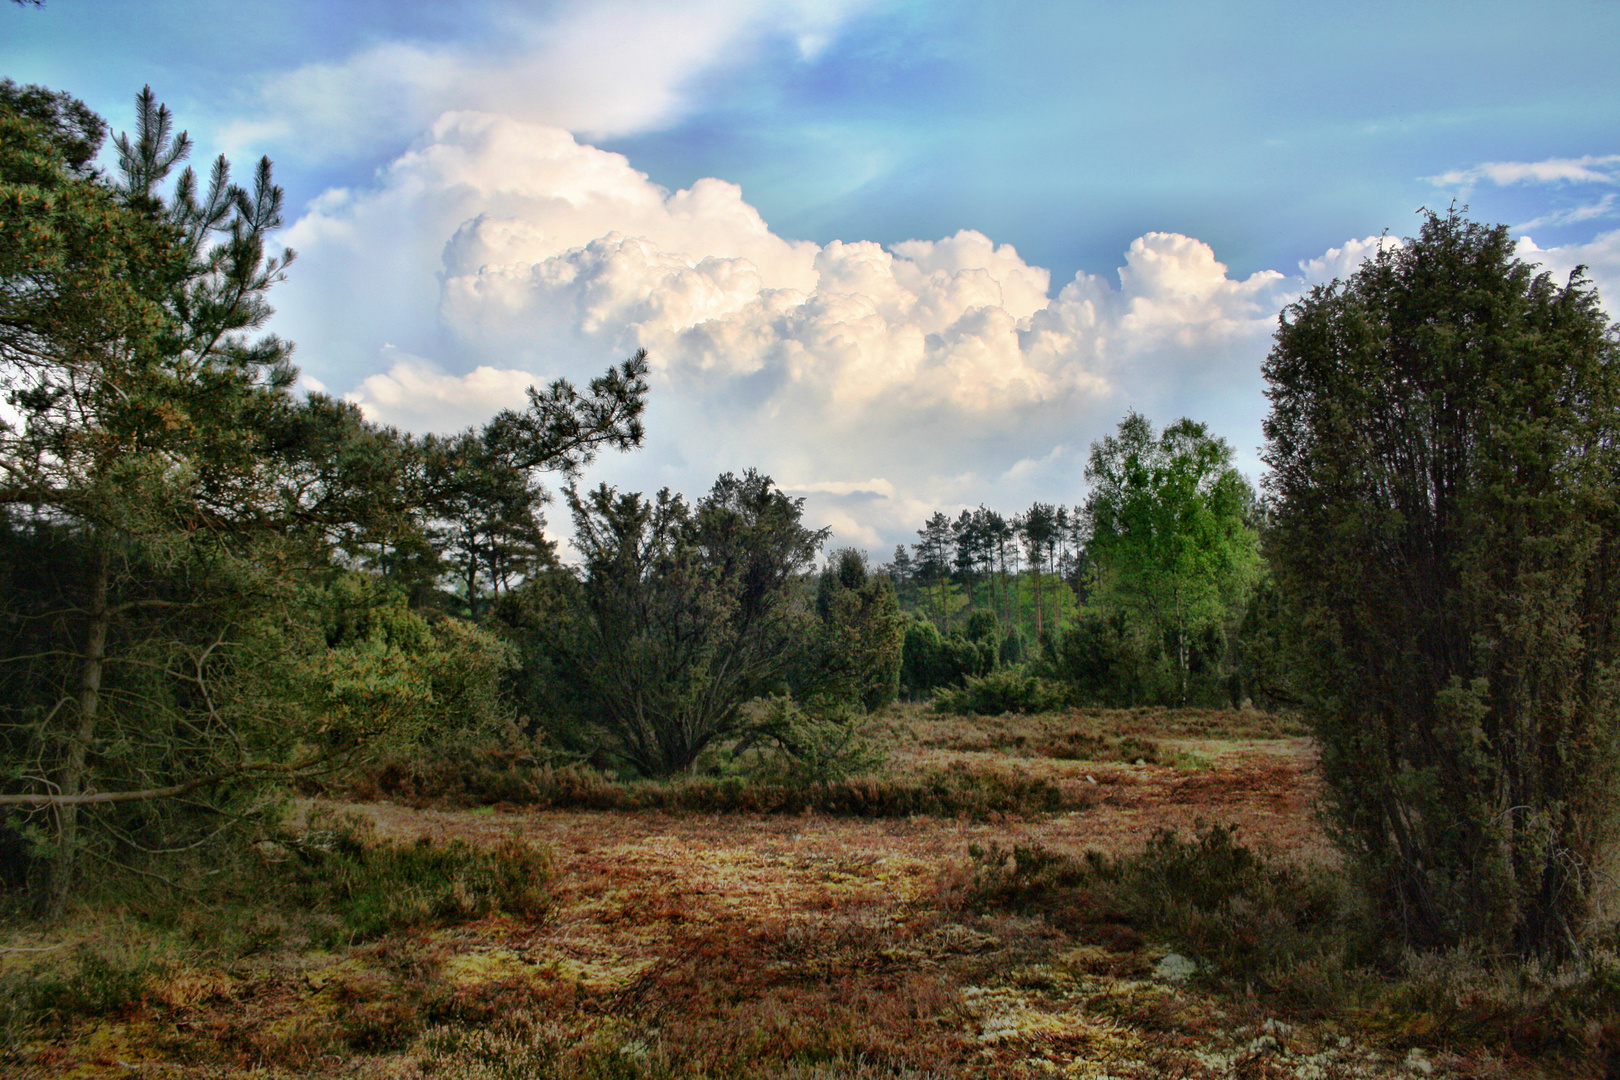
[4,711,1576,1079]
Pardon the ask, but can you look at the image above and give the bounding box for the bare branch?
[0,753,341,807]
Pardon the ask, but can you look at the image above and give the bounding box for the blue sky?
[8,1,1620,554]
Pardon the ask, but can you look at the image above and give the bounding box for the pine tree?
[0,85,330,913]
[0,85,649,911]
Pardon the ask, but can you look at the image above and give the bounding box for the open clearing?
[5,711,1521,1079]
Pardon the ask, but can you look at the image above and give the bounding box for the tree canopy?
[1081,412,1259,705]
[0,84,649,913]
[1263,207,1620,960]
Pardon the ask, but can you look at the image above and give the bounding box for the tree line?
[882,413,1264,710]
[887,502,1088,640]
[4,81,1618,966]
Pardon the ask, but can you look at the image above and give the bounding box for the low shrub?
[1360,948,1620,1068]
[959,825,1620,1074]
[0,941,163,1038]
[963,840,1092,908]
[1035,730,1165,764]
[611,765,1072,820]
[931,665,1068,716]
[963,824,1363,998]
[274,812,552,940]
[742,693,888,785]
[915,713,1173,765]
[334,743,1078,819]
[1097,825,1352,975]
[330,736,564,807]
[0,816,555,1059]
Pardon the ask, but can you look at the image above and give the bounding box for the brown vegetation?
[4,706,1616,1079]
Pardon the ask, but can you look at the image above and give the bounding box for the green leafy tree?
[1081,412,1260,705]
[1262,208,1620,960]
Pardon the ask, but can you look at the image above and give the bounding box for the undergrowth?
[0,940,164,1034]
[960,824,1620,1075]
[903,706,1303,764]
[272,809,552,941]
[0,811,553,1053]
[333,755,1079,819]
[930,666,1069,717]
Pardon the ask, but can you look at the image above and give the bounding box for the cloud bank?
[276,116,1618,554]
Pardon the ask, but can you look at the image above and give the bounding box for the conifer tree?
[0,85,649,912]
[1263,208,1620,959]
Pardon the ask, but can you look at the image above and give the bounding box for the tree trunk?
[464,546,480,621]
[1177,632,1189,706]
[1033,566,1044,642]
[41,538,109,918]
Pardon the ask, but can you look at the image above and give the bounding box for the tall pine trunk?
[42,537,109,918]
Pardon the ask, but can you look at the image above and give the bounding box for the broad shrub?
[963,824,1362,1007]
[1264,209,1620,959]
[931,664,1068,716]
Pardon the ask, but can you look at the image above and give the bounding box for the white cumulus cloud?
[1515,230,1620,316]
[1298,235,1402,285]
[277,113,1337,552]
[343,347,544,434]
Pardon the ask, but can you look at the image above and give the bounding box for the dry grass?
[4,706,1614,1079]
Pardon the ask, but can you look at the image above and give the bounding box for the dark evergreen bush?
[1264,209,1620,960]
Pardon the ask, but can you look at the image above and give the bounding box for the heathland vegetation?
[4,84,1620,1078]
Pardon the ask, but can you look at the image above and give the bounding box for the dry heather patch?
[12,709,1607,1078]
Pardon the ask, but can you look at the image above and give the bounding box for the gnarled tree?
[523,470,825,776]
